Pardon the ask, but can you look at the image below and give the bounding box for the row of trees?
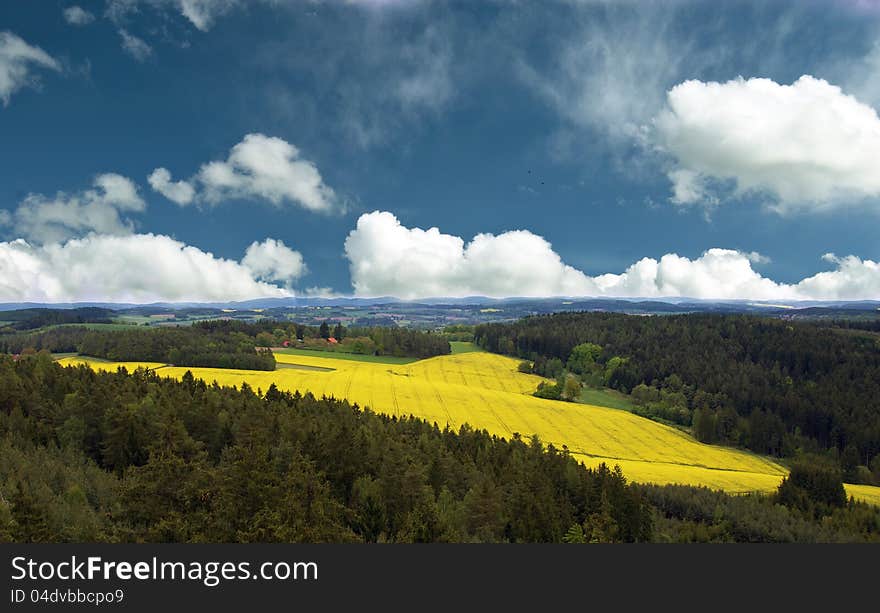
[0,326,276,371]
[475,313,880,478]
[80,327,277,370]
[641,484,879,543]
[200,320,451,359]
[0,319,453,372]
[0,326,85,354]
[639,454,875,542]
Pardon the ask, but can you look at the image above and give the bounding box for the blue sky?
[1,0,879,302]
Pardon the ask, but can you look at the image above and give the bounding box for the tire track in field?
[342,362,356,401]
[472,359,497,393]
[466,387,515,439]
[536,398,637,461]
[428,378,456,430]
[426,360,458,429]
[388,371,401,415]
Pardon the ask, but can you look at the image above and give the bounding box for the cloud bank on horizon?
[2,211,877,303]
[343,212,880,302]
[0,234,302,303]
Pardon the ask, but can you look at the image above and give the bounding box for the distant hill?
[1,296,878,312]
[0,298,877,331]
[0,307,115,330]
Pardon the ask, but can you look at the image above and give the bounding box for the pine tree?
[11,481,53,542]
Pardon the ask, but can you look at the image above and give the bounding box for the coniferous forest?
[0,354,650,542]
[2,352,879,543]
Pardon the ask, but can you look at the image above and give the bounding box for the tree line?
[197,320,451,358]
[0,308,115,331]
[0,318,451,364]
[0,326,276,371]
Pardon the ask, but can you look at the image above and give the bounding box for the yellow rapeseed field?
[57,359,168,373]
[57,352,880,505]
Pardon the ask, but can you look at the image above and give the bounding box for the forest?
[0,307,115,331]
[0,320,451,371]
[474,313,880,481]
[2,353,878,543]
[1,353,650,543]
[0,326,277,371]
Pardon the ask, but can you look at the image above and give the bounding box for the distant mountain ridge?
[1,297,877,313]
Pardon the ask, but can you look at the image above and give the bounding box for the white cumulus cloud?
[147,167,196,205]
[0,234,296,303]
[242,238,307,285]
[149,133,340,212]
[11,174,146,244]
[794,254,880,300]
[344,211,598,299]
[0,31,61,105]
[63,6,95,26]
[344,212,880,300]
[591,249,795,300]
[655,75,880,213]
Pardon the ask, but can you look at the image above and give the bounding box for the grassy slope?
[44,322,142,331]
[578,387,638,412]
[56,352,880,506]
[449,341,483,354]
[113,315,156,325]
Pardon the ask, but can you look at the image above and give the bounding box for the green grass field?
[449,341,483,354]
[113,315,155,325]
[45,322,141,331]
[578,387,638,412]
[272,347,419,365]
